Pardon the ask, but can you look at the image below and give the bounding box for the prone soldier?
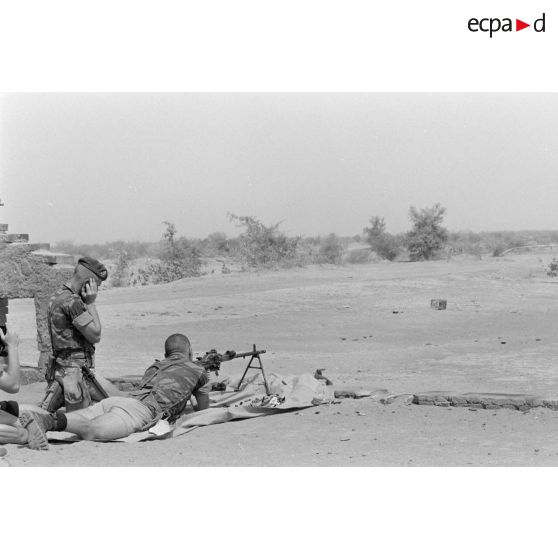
[20,333,210,450]
[40,257,109,412]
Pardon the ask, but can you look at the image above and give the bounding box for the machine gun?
[195,344,270,395]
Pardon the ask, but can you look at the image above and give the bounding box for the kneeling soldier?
[41,257,108,412]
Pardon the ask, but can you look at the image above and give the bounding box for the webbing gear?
[63,369,92,412]
[45,354,56,383]
[137,359,165,389]
[54,348,94,367]
[161,398,190,424]
[41,368,97,412]
[81,365,109,401]
[134,359,195,424]
[39,379,65,413]
[132,360,167,419]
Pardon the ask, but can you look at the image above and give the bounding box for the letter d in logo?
[534,13,546,32]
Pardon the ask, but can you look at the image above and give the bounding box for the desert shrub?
[374,234,402,261]
[491,244,505,257]
[160,222,201,276]
[547,258,558,277]
[52,240,78,254]
[291,237,319,266]
[482,231,531,257]
[446,231,483,257]
[109,249,132,288]
[229,214,299,269]
[364,216,386,239]
[469,245,483,259]
[204,232,230,256]
[363,216,401,261]
[407,204,448,261]
[343,247,376,264]
[316,234,344,264]
[196,232,231,257]
[53,239,152,261]
[135,222,202,284]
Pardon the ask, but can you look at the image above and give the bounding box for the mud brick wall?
[0,242,74,374]
[413,392,558,411]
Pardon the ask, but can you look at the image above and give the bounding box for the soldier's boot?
[18,411,50,451]
[62,369,92,412]
[39,379,65,413]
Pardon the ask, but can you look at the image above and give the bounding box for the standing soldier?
[40,257,109,412]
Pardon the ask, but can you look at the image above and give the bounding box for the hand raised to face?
[81,278,99,304]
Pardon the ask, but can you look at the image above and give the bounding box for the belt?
[54,349,94,367]
[130,391,162,419]
[54,349,92,359]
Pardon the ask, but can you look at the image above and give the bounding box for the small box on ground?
[430,299,447,310]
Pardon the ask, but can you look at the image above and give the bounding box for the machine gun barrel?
[233,346,267,359]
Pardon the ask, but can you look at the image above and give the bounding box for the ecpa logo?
[468,13,546,37]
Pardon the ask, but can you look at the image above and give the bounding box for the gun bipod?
[235,344,270,395]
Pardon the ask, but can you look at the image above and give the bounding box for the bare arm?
[73,280,102,344]
[0,330,20,394]
[192,371,211,411]
[77,303,102,344]
[192,373,210,411]
[194,390,210,411]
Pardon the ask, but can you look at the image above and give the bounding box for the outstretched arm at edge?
[0,330,20,394]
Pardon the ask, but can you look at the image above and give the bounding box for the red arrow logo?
[516,19,530,31]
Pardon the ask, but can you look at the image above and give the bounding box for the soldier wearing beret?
[40,257,109,412]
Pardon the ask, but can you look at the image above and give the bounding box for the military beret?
[78,257,108,281]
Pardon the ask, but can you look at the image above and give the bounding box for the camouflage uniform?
[40,283,105,412]
[128,354,210,424]
[49,355,209,441]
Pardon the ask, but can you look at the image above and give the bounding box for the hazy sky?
[1,93,557,244]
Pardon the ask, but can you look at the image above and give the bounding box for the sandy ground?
[5,253,558,466]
